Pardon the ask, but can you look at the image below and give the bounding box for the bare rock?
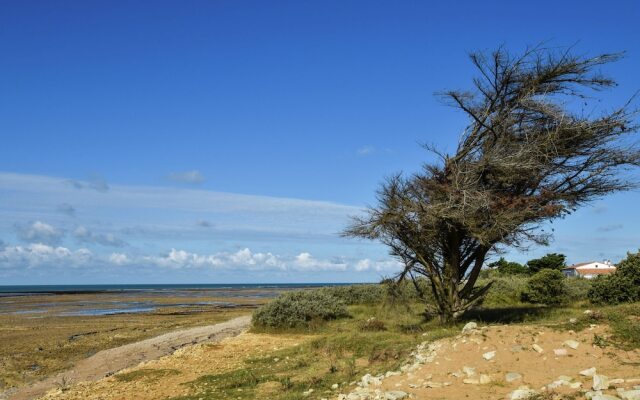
[564,340,580,349]
[384,391,408,400]
[505,372,523,383]
[619,390,640,400]
[462,322,478,334]
[508,388,538,399]
[553,348,568,357]
[480,374,493,384]
[483,350,496,360]
[593,374,610,391]
[580,367,597,377]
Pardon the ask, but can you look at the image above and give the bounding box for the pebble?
[532,344,544,353]
[509,388,538,399]
[580,367,598,377]
[593,374,610,390]
[564,339,580,349]
[482,351,496,360]
[505,372,523,383]
[384,391,408,400]
[553,348,568,357]
[462,322,478,334]
[619,390,640,400]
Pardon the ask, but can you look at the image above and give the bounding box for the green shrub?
[479,274,529,306]
[589,251,640,305]
[521,269,567,305]
[252,290,349,328]
[319,284,385,305]
[565,277,593,303]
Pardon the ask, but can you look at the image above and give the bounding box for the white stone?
[620,390,640,400]
[580,367,597,377]
[592,395,622,400]
[483,350,496,360]
[462,322,478,333]
[553,348,568,357]
[463,366,476,377]
[593,374,610,391]
[463,378,480,384]
[384,391,408,400]
[480,374,492,384]
[505,372,523,383]
[532,344,544,353]
[331,384,339,390]
[564,340,580,349]
[509,388,538,399]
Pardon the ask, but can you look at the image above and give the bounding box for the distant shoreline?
[0,282,369,296]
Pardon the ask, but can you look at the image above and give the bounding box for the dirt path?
[3,315,251,400]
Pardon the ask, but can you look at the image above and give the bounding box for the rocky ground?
[8,310,640,400]
[335,315,640,400]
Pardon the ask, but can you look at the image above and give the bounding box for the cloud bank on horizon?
[0,172,400,284]
[1,171,639,284]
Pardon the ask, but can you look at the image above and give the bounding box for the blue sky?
[1,1,639,284]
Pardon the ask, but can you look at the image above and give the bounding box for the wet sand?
[0,288,276,394]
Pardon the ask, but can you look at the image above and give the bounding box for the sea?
[0,283,353,316]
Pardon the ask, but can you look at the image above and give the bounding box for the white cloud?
[15,221,64,245]
[354,258,402,272]
[167,170,205,184]
[293,252,347,271]
[0,243,92,268]
[357,145,375,156]
[108,252,130,265]
[74,226,127,247]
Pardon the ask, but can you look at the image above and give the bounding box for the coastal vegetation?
[344,46,640,324]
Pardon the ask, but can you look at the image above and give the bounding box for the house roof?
[573,268,616,276]
[563,261,615,270]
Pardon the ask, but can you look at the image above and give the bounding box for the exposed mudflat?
[4,316,252,400]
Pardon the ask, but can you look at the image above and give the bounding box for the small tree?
[344,45,640,324]
[488,257,528,275]
[526,253,566,274]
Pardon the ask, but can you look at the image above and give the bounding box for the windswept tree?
[344,46,640,324]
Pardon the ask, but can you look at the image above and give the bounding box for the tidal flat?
[0,287,280,391]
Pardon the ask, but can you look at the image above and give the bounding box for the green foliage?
[318,284,385,305]
[252,290,349,329]
[478,273,529,307]
[564,277,593,303]
[589,251,640,305]
[526,253,566,274]
[521,269,568,305]
[488,257,528,275]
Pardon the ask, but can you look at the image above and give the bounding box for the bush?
[565,277,593,303]
[319,284,385,305]
[252,290,349,328]
[521,269,568,305]
[479,274,529,306]
[589,251,640,305]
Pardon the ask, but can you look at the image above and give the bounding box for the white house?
[562,260,616,279]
